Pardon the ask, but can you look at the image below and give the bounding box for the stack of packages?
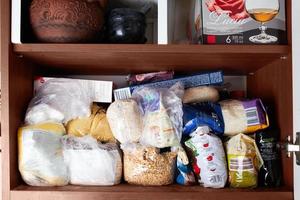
[18,71,281,188]
[109,71,224,186]
[181,83,281,188]
[18,78,122,186]
[112,70,281,188]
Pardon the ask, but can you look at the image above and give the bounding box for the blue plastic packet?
[183,102,224,136]
[176,158,196,185]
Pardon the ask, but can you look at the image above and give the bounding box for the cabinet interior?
[6,53,293,191]
[1,0,294,199]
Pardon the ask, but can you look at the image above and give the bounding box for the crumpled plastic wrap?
[121,143,177,186]
[132,83,184,148]
[18,123,69,186]
[185,126,228,188]
[62,136,122,186]
[106,99,143,144]
[66,103,115,143]
[25,79,92,125]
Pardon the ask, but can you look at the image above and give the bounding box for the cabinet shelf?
[13,44,291,74]
[12,184,293,200]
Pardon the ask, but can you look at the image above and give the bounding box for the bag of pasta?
[225,133,264,188]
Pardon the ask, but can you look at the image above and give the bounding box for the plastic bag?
[25,79,92,125]
[133,82,184,148]
[18,123,69,186]
[106,99,143,144]
[185,126,227,188]
[256,130,282,187]
[62,136,122,186]
[183,102,224,136]
[176,147,196,185]
[220,99,269,136]
[66,103,115,143]
[225,133,263,188]
[121,143,177,186]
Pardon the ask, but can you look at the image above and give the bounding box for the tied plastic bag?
[220,99,269,136]
[225,133,263,188]
[25,79,92,125]
[132,83,184,148]
[121,143,177,186]
[18,123,69,186]
[107,99,143,144]
[62,136,122,186]
[66,103,115,143]
[183,102,224,136]
[185,126,228,188]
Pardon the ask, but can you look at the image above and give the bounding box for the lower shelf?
[11,184,293,200]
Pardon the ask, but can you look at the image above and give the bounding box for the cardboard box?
[201,0,287,44]
[114,71,224,100]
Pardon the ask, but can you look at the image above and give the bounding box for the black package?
[255,130,281,187]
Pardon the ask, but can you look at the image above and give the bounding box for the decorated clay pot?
[30,0,108,43]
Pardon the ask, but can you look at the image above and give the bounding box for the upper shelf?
[13,44,291,75]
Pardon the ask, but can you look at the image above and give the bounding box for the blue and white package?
[176,159,196,186]
[114,71,224,100]
[183,103,224,136]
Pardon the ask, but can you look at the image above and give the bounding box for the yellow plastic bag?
[225,133,263,188]
[66,104,115,143]
[18,123,69,186]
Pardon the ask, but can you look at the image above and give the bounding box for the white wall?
[293,0,300,199]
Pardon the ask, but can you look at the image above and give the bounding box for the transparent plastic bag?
[62,136,122,186]
[18,123,69,186]
[121,143,177,186]
[25,79,92,125]
[106,99,143,144]
[132,82,184,148]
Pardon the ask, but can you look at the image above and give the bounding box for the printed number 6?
[226,36,231,44]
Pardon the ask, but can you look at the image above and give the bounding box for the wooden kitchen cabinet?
[1,0,298,200]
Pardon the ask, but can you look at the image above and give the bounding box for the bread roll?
[183,86,219,104]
